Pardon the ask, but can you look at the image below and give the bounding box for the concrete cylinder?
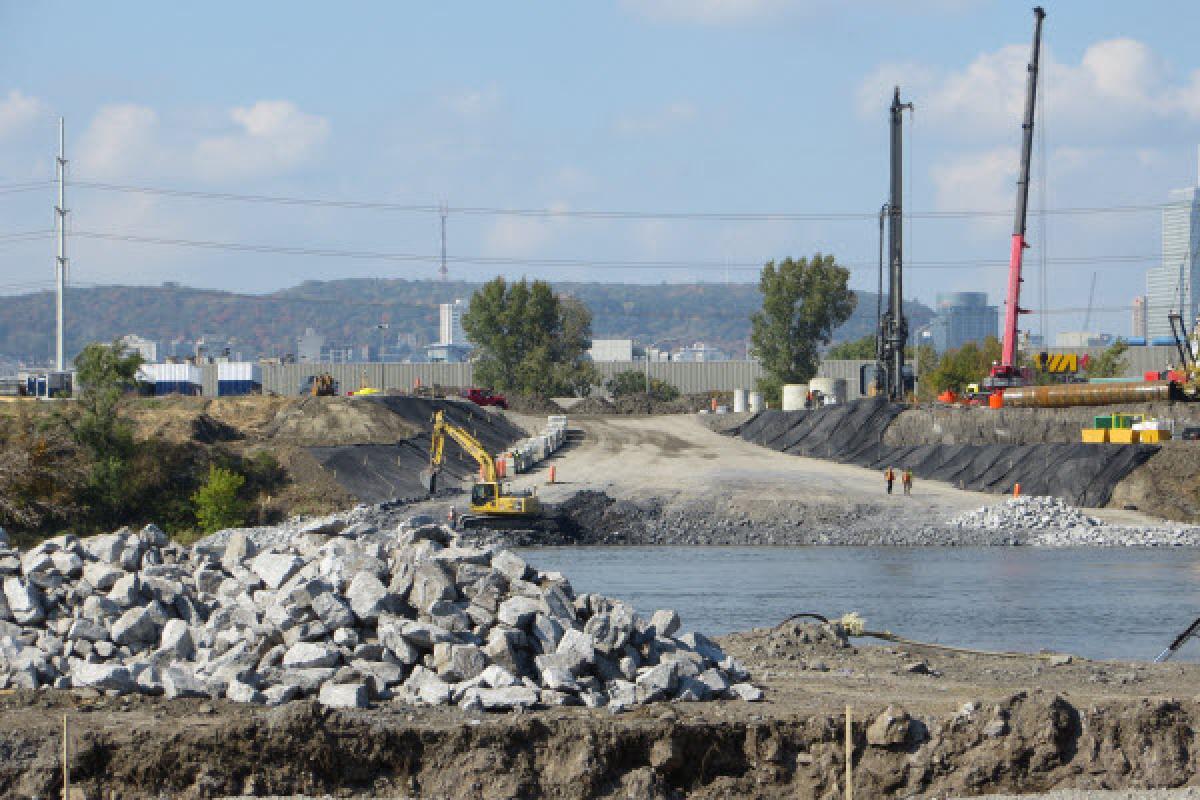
[781,384,807,411]
[732,388,747,413]
[748,391,763,412]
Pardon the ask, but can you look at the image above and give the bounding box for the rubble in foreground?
[0,514,757,710]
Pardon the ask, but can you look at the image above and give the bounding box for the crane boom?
[994,6,1045,383]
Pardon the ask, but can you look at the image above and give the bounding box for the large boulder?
[3,576,44,625]
[251,552,304,590]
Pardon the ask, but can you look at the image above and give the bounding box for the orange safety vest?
[885,468,895,481]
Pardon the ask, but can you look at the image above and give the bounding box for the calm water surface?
[518,546,1200,662]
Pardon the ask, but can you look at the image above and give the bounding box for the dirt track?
[503,413,1166,530]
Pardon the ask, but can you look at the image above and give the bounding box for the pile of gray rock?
[949,496,1104,532]
[949,496,1200,547]
[0,514,759,711]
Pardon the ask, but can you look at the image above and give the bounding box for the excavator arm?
[428,409,498,482]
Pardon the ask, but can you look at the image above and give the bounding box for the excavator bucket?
[420,469,437,496]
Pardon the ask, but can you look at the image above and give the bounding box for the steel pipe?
[1001,380,1172,408]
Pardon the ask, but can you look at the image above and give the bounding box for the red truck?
[462,387,508,409]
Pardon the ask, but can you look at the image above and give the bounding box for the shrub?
[192,464,247,533]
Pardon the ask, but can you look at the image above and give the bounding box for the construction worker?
[902,468,913,496]
[884,466,896,495]
[447,505,458,530]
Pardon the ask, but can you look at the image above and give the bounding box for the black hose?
[779,612,829,626]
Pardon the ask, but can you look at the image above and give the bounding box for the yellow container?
[1081,428,1109,443]
[1108,428,1139,444]
[1139,429,1172,443]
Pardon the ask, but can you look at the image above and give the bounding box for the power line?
[61,228,1178,273]
[64,179,1185,222]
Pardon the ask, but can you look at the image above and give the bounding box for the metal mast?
[55,118,68,372]
[439,203,448,281]
[995,6,1045,382]
[878,88,913,401]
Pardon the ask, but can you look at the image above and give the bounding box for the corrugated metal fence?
[208,360,766,396]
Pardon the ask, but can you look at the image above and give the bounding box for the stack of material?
[505,415,569,474]
[0,516,759,711]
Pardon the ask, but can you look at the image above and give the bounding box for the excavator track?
[457,510,564,535]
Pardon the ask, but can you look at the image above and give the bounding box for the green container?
[1093,415,1112,429]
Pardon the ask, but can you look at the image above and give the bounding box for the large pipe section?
[1002,381,1172,408]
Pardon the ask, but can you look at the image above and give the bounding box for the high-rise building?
[297,328,324,362]
[439,299,468,345]
[1132,295,1147,340]
[930,292,998,352]
[1146,183,1200,340]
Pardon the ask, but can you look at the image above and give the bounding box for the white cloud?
[930,146,1016,229]
[860,38,1200,140]
[76,99,329,182]
[614,101,697,135]
[77,104,162,178]
[193,101,329,179]
[623,0,794,24]
[0,89,45,140]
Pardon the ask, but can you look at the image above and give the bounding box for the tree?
[605,370,680,402]
[925,337,1003,393]
[69,341,144,526]
[192,464,247,533]
[826,334,877,361]
[1086,339,1129,378]
[750,254,856,404]
[463,278,596,397]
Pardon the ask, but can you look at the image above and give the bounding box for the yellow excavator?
[422,410,541,526]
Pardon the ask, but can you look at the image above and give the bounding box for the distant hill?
[0,279,933,364]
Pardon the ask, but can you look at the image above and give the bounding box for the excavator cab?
[471,482,497,506]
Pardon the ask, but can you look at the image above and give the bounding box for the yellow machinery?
[424,410,541,524]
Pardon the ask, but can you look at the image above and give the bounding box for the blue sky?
[2,0,1200,338]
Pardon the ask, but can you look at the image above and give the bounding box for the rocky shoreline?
[497,491,1200,548]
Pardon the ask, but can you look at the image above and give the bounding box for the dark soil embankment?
[307,397,527,503]
[733,399,1157,507]
[4,647,1200,799]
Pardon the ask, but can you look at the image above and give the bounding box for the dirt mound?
[505,393,563,413]
[262,396,420,446]
[570,396,618,414]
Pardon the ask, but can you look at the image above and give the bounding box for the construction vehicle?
[874,88,914,402]
[422,409,541,527]
[983,6,1045,395]
[300,373,337,396]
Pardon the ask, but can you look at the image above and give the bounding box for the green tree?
[69,341,144,526]
[605,370,681,402]
[925,337,1003,393]
[750,254,857,404]
[192,464,247,533]
[826,334,877,361]
[1085,339,1129,378]
[463,278,596,397]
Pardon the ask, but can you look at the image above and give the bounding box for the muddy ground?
[4,622,1200,799]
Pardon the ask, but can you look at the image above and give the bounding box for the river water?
[518,546,1200,663]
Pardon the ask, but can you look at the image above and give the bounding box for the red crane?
[986,6,1046,392]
